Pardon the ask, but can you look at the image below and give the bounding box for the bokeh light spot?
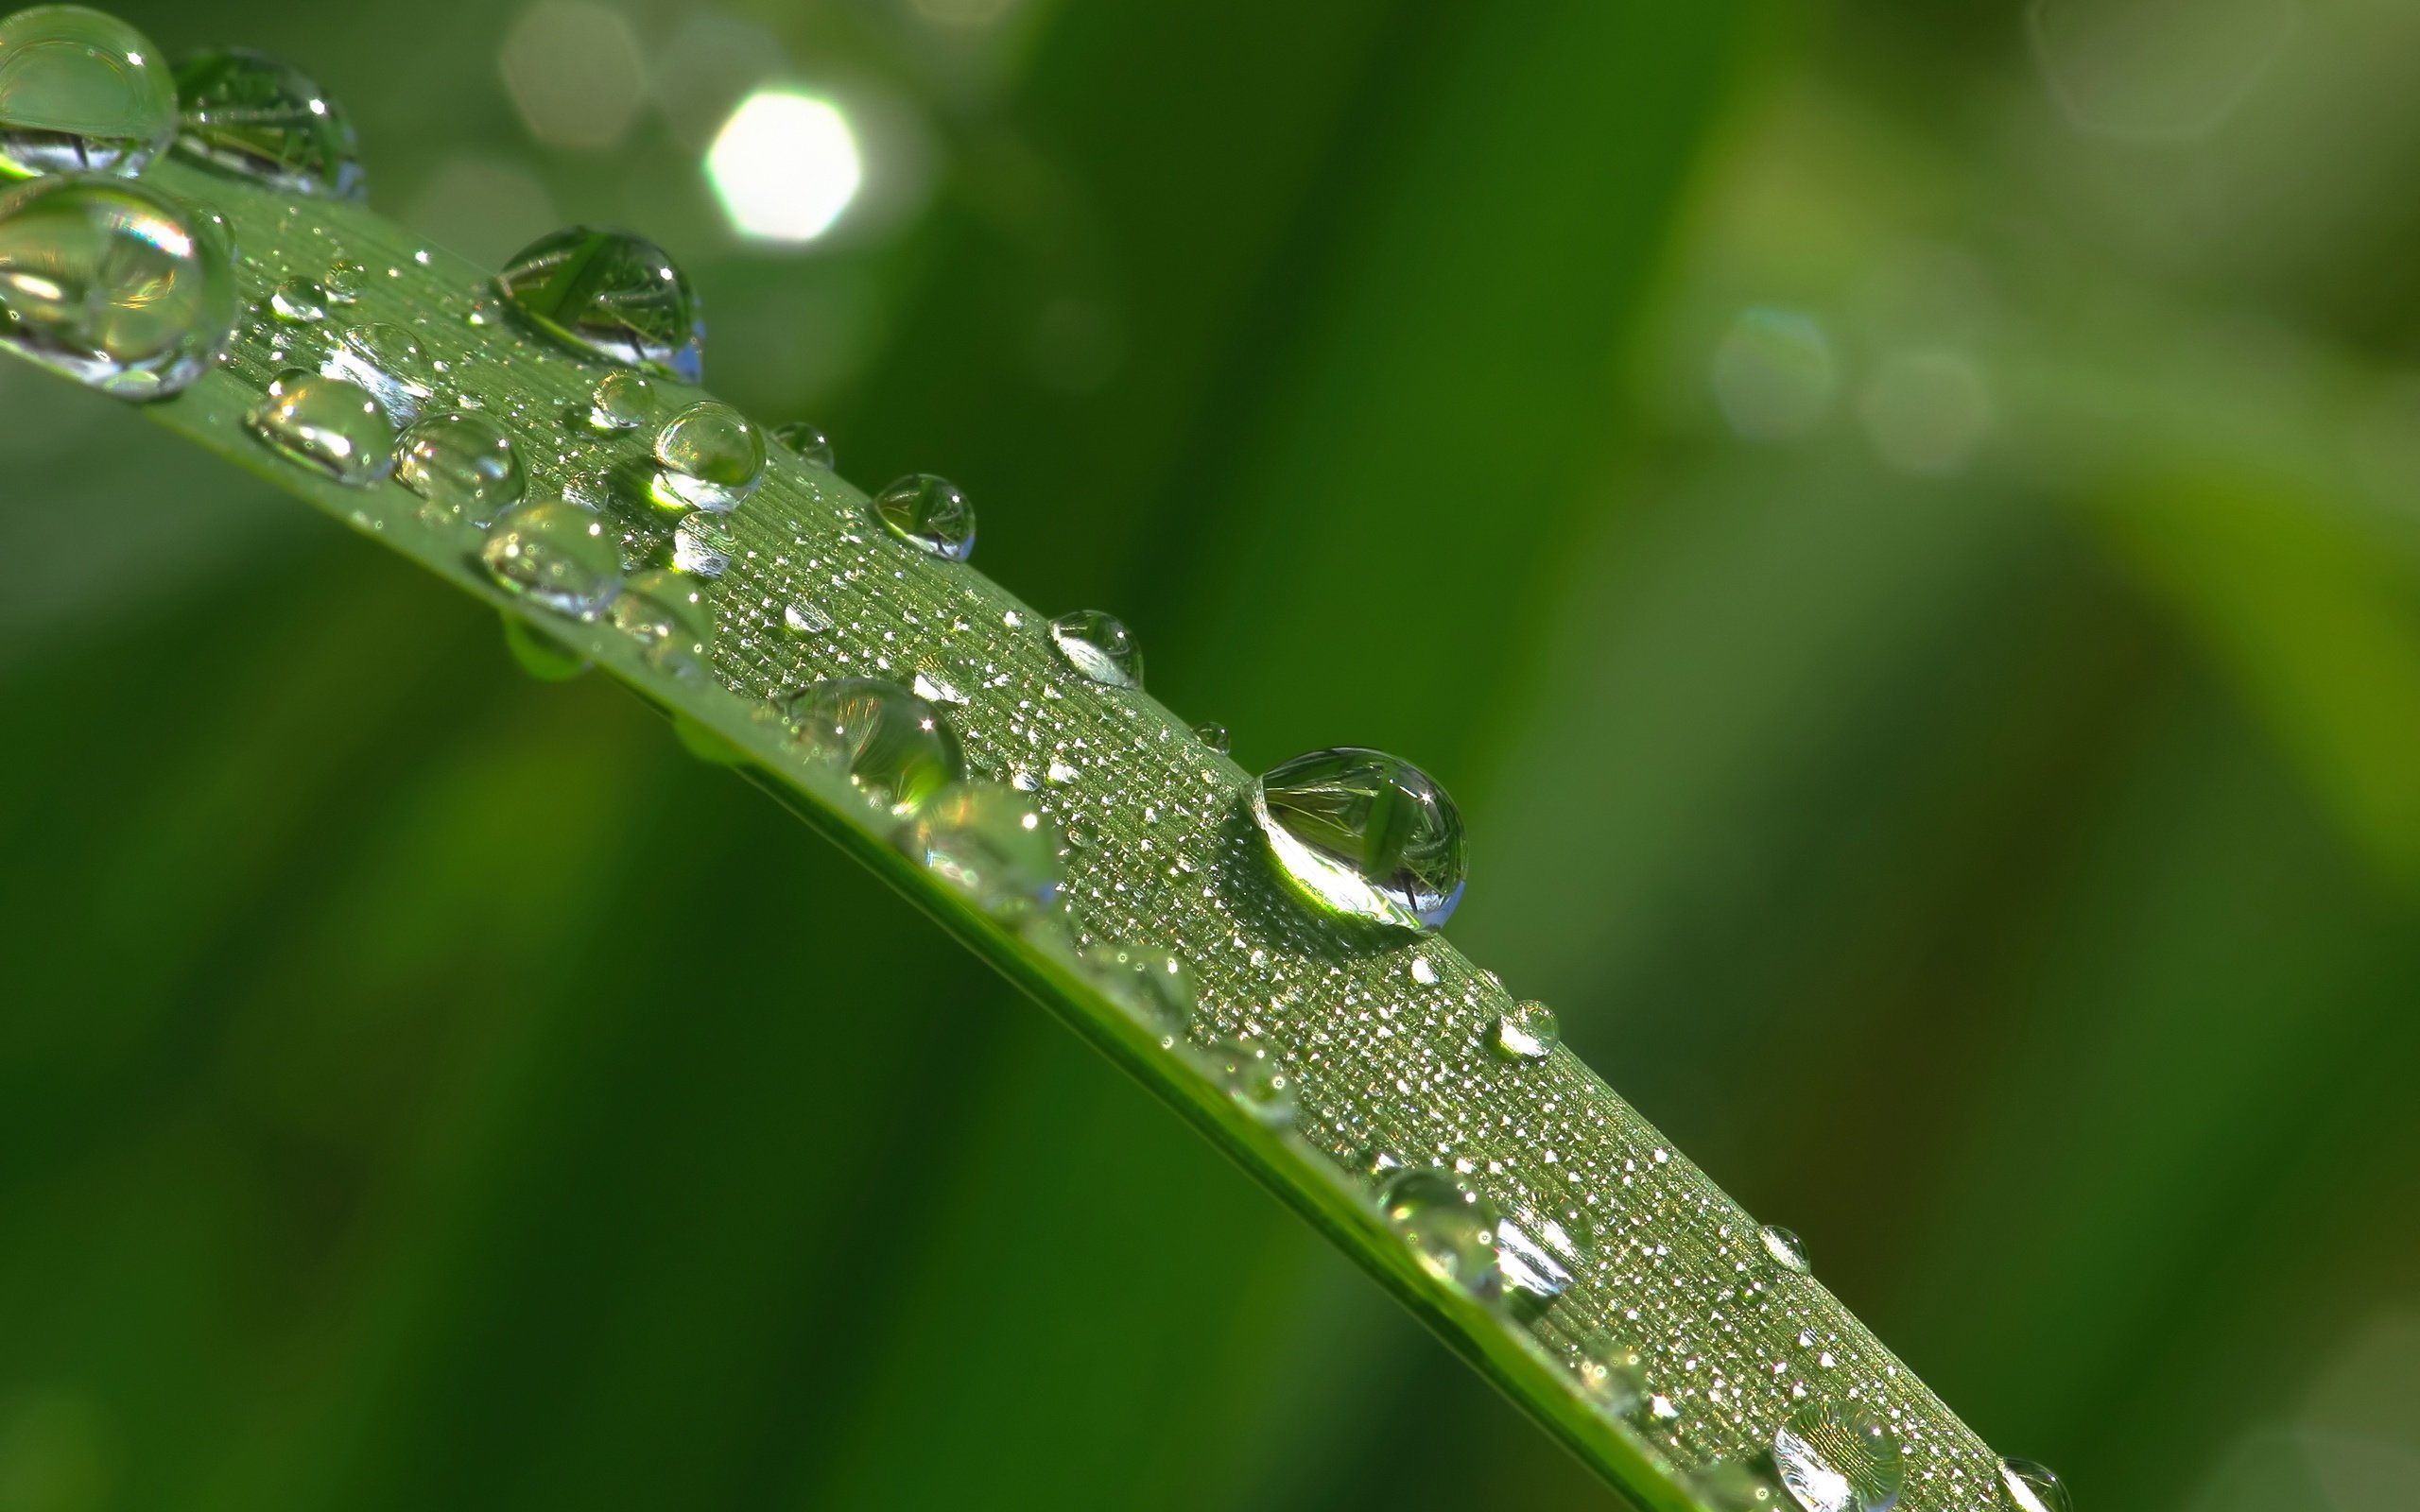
[706,91,861,245]
[1711,308,1837,441]
[498,0,648,152]
[1858,350,1993,477]
[2031,0,2299,142]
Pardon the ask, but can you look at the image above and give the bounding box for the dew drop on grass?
[1760,1224,1812,1276]
[169,47,363,199]
[1566,1332,1645,1416]
[770,419,832,468]
[779,678,963,817]
[651,399,762,510]
[1192,722,1231,756]
[871,473,975,560]
[902,780,1063,919]
[586,368,651,431]
[670,510,734,577]
[495,225,702,382]
[0,173,235,397]
[1253,747,1466,933]
[1772,1400,1903,1512]
[321,319,430,422]
[611,566,714,679]
[1199,1036,1295,1125]
[1080,942,1198,1042]
[1046,610,1143,689]
[268,276,325,322]
[1996,1458,2072,1512]
[1378,1169,1502,1303]
[320,256,364,304]
[397,410,523,526]
[246,369,393,484]
[1691,1456,1790,1509]
[783,600,832,636]
[500,612,587,681]
[1492,1001,1558,1061]
[479,498,621,619]
[0,6,177,177]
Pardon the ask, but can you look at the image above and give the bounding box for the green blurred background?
[6,0,2420,1506]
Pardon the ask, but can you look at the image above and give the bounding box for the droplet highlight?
[0,6,176,177]
[1252,747,1466,932]
[1996,1458,2072,1512]
[0,173,234,398]
[1772,1400,1904,1512]
[479,498,622,619]
[245,369,394,484]
[495,225,702,383]
[870,473,975,561]
[321,319,431,423]
[770,419,832,468]
[670,510,735,577]
[169,48,363,199]
[904,780,1063,919]
[1492,1001,1558,1061]
[781,678,963,817]
[1761,1224,1811,1276]
[1046,610,1143,689]
[651,399,762,511]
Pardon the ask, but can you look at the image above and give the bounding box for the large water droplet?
[397,410,524,527]
[1693,1457,1790,1509]
[1772,1401,1904,1512]
[1046,610,1143,689]
[870,473,975,560]
[268,276,325,323]
[781,678,963,817]
[1378,1169,1502,1302]
[783,600,833,636]
[586,369,650,431]
[0,173,233,398]
[1252,747,1466,932]
[480,498,621,619]
[0,6,176,177]
[1492,1001,1558,1061]
[670,510,734,577]
[1193,722,1232,756]
[651,399,762,511]
[320,256,364,304]
[495,225,702,382]
[611,567,714,679]
[904,780,1063,919]
[169,48,363,199]
[246,369,393,484]
[1761,1224,1812,1276]
[771,419,832,468]
[321,319,431,422]
[1199,1036,1295,1125]
[1080,942,1197,1042]
[1996,1458,2072,1512]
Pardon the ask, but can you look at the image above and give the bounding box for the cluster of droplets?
[0,7,2071,1507]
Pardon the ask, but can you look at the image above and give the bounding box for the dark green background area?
[7,0,2420,1507]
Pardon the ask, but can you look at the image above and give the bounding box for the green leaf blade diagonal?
[7,50,2000,1510]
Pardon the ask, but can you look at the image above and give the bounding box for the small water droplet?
[770,419,832,468]
[321,319,430,422]
[321,257,364,304]
[495,225,702,382]
[480,498,622,619]
[1378,1169,1502,1302]
[1200,1036,1295,1125]
[1692,1457,1790,1510]
[670,510,734,577]
[1193,722,1231,756]
[780,678,963,817]
[1996,1457,2072,1512]
[1760,1225,1811,1276]
[0,6,177,176]
[268,276,326,322]
[1493,1001,1558,1061]
[246,369,394,484]
[1252,747,1466,932]
[903,780,1063,919]
[870,473,975,560]
[0,173,234,398]
[1772,1400,1903,1512]
[1567,1332,1645,1416]
[651,399,762,511]
[783,600,833,636]
[169,48,363,199]
[397,410,524,527]
[500,613,587,680]
[612,567,714,678]
[1046,610,1143,689]
[586,369,651,431]
[1080,942,1197,1041]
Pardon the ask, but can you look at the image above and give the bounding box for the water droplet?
[1772,1400,1904,1512]
[321,319,430,422]
[1193,722,1231,756]
[903,780,1063,919]
[611,567,714,678]
[501,613,587,680]
[495,225,702,382]
[870,473,975,560]
[1252,747,1466,932]
[321,257,364,304]
[1046,610,1144,689]
[783,600,833,636]
[1378,1169,1501,1302]
[780,678,963,817]
[480,498,622,619]
[268,276,325,322]
[771,419,832,468]
[397,410,524,527]
[1692,1457,1790,1510]
[1200,1036,1295,1125]
[586,368,651,431]
[1567,1332,1645,1415]
[169,48,363,199]
[1996,1458,2072,1512]
[0,6,177,176]
[1080,942,1197,1041]
[669,510,734,577]
[1760,1225,1811,1276]
[1492,1001,1558,1061]
[650,399,762,511]
[245,369,393,484]
[0,173,234,398]
[672,712,749,766]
